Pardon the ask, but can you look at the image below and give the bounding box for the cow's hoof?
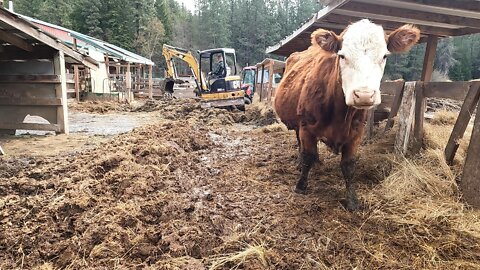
[294,186,307,195]
[341,197,362,211]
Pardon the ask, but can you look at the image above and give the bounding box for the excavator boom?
[162,44,207,91]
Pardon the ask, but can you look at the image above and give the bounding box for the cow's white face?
[338,20,388,109]
[311,19,420,109]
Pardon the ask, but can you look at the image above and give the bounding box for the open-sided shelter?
[20,16,155,101]
[266,0,480,207]
[0,7,97,135]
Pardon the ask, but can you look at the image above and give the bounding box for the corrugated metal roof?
[267,0,480,56]
[0,8,98,69]
[19,14,155,66]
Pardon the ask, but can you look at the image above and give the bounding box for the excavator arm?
[162,44,207,91]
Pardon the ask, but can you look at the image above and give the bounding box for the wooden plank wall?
[0,50,69,134]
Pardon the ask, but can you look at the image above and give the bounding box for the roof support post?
[74,65,80,101]
[126,62,132,102]
[53,51,69,134]
[412,35,438,154]
[421,35,438,82]
[148,65,153,99]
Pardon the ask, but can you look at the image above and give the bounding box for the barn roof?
[19,14,155,66]
[0,7,98,69]
[267,0,480,57]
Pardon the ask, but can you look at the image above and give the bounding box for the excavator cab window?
[224,53,237,76]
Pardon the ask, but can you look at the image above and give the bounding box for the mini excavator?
[162,44,245,110]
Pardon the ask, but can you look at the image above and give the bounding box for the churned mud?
[1,99,479,269]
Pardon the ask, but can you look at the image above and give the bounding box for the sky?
[176,0,196,11]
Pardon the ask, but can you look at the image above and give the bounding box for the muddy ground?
[1,99,479,269]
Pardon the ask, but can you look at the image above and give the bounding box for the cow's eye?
[383,55,388,60]
[338,54,345,60]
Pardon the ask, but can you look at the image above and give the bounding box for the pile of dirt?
[1,101,479,269]
[68,100,133,114]
[70,98,278,127]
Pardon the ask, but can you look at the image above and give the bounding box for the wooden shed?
[255,58,285,102]
[0,7,98,135]
[19,16,155,101]
[266,0,480,207]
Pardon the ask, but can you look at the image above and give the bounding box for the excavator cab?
[199,48,245,109]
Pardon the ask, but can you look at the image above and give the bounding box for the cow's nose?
[353,90,375,106]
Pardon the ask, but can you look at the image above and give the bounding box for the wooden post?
[412,84,425,153]
[259,64,265,101]
[445,82,480,165]
[105,53,110,75]
[268,62,274,102]
[73,65,80,101]
[148,65,153,99]
[136,64,141,92]
[460,99,480,208]
[126,62,132,102]
[421,36,438,82]
[385,82,405,131]
[412,35,438,154]
[394,82,417,156]
[365,108,375,140]
[53,51,69,134]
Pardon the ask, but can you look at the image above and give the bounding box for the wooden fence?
[371,80,480,208]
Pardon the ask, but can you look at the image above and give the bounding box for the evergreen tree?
[434,37,457,75]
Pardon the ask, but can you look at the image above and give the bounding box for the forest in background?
[12,0,480,81]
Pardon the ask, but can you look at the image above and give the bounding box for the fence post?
[394,82,417,156]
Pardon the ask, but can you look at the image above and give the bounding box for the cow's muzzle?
[352,89,376,107]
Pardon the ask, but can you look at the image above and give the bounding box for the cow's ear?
[387,25,420,53]
[311,29,342,53]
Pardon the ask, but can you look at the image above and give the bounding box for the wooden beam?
[340,2,480,29]
[53,51,69,134]
[0,74,61,83]
[355,0,480,20]
[445,82,480,165]
[0,122,61,132]
[0,28,33,52]
[0,9,98,70]
[394,0,480,15]
[324,14,455,37]
[0,97,62,106]
[423,81,471,101]
[394,82,417,156]
[460,99,480,208]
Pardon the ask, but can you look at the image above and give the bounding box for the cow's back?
[274,47,333,130]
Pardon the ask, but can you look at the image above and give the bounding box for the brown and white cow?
[275,19,420,210]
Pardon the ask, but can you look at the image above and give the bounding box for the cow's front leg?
[295,128,317,194]
[341,143,360,211]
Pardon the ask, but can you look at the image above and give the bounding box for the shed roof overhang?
[267,0,480,57]
[0,8,98,69]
